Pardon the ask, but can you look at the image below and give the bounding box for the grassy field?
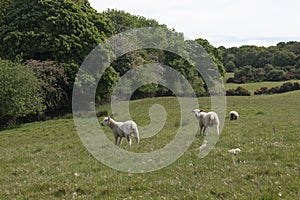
[1,91,300,199]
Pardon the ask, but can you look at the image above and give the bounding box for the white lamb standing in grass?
[192,109,220,136]
[192,109,207,136]
[229,111,239,120]
[101,117,140,146]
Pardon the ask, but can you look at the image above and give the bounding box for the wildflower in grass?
[228,148,241,156]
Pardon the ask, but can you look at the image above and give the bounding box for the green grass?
[226,79,300,93]
[1,91,300,199]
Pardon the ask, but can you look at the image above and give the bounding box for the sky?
[89,0,300,47]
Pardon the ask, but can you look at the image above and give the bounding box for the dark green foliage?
[110,48,206,99]
[266,69,286,81]
[1,0,300,128]
[235,45,261,68]
[230,65,299,83]
[103,10,209,99]
[225,61,236,72]
[96,66,119,104]
[226,86,251,96]
[195,38,226,77]
[277,41,300,55]
[103,9,165,34]
[271,50,296,67]
[232,65,266,83]
[26,60,69,115]
[0,59,45,128]
[0,0,115,114]
[220,42,300,82]
[220,43,299,70]
[254,82,300,95]
[253,87,269,95]
[0,0,113,80]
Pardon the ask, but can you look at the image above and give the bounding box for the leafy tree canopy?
[0,59,45,128]
[103,9,166,34]
[0,0,113,70]
[195,38,225,76]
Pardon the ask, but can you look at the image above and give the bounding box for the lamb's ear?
[199,109,204,112]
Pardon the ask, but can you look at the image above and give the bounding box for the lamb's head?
[192,109,200,116]
[192,109,207,118]
[101,117,110,126]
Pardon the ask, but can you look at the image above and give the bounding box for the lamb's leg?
[126,135,132,146]
[199,124,202,136]
[216,125,220,135]
[206,127,210,136]
[118,137,123,145]
[114,136,118,145]
[135,136,140,144]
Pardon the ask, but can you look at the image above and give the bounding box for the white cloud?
[89,0,300,47]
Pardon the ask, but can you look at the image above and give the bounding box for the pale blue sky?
[89,0,300,47]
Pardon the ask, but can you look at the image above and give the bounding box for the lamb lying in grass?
[229,111,239,120]
[228,148,241,156]
[192,109,220,136]
[101,117,140,146]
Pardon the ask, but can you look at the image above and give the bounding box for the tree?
[295,55,300,67]
[232,65,266,83]
[26,60,69,115]
[264,64,274,73]
[225,61,236,72]
[277,41,300,55]
[256,49,273,67]
[266,69,286,81]
[0,0,117,109]
[195,38,226,77]
[96,66,119,103]
[103,9,164,34]
[271,50,296,67]
[235,45,260,68]
[0,59,45,128]
[0,0,113,79]
[219,46,238,66]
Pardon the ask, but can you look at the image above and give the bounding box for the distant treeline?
[219,43,300,83]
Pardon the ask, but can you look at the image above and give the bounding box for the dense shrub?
[226,77,235,83]
[225,61,236,72]
[226,87,251,96]
[254,82,300,95]
[254,87,269,95]
[0,59,45,129]
[26,60,69,115]
[266,70,286,81]
[229,62,300,83]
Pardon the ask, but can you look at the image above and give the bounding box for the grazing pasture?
[1,91,299,199]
